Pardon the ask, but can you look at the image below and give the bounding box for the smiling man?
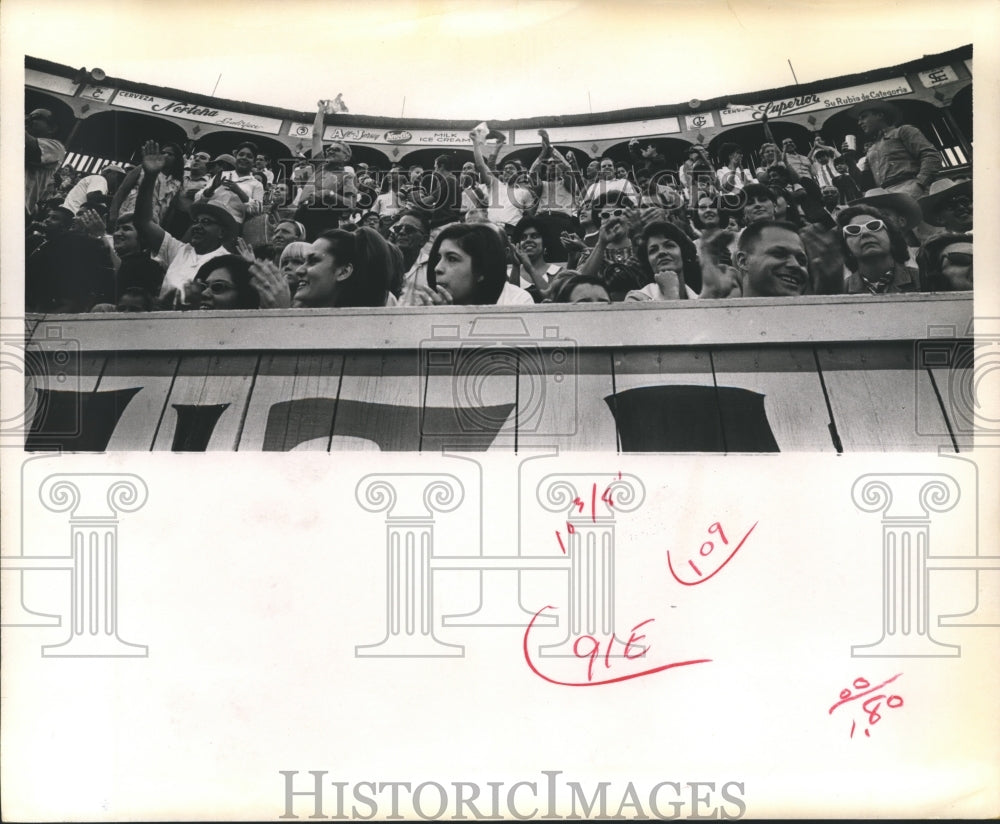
[134,140,243,298]
[735,220,809,298]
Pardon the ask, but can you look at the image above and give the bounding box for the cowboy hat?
[918,178,972,225]
[846,99,902,124]
[850,187,922,229]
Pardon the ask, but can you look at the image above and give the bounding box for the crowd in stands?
[24,97,972,314]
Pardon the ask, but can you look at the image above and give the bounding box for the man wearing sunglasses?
[134,141,242,299]
[918,178,973,235]
[390,211,432,295]
[836,205,919,295]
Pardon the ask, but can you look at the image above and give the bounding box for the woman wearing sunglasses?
[575,192,647,301]
[185,255,260,310]
[836,205,919,295]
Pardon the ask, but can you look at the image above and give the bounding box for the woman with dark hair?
[836,205,918,294]
[510,215,564,300]
[112,211,166,300]
[550,272,611,304]
[626,220,701,300]
[374,168,405,220]
[113,141,185,225]
[404,223,533,306]
[291,226,392,308]
[188,254,260,310]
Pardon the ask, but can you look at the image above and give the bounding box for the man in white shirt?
[715,143,755,193]
[583,156,640,203]
[254,152,275,185]
[390,211,433,294]
[197,142,264,214]
[469,130,532,229]
[134,141,243,297]
[61,164,127,215]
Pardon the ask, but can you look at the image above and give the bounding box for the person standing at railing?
[847,100,943,200]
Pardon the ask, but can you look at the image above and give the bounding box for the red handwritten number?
[708,522,728,544]
[524,607,712,687]
[667,521,758,586]
[572,619,654,682]
[555,473,620,552]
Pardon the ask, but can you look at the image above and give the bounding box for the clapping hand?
[559,231,586,254]
[77,208,107,239]
[249,259,292,308]
[404,283,453,306]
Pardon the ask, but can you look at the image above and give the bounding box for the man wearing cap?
[61,164,128,216]
[134,141,241,297]
[849,100,943,198]
[715,144,755,193]
[918,178,972,234]
[25,108,67,215]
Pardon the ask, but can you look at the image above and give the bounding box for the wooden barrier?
[23,293,974,452]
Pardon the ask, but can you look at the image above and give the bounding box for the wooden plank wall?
[21,296,974,453]
[20,342,969,453]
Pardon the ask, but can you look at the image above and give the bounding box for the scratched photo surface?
[2,0,999,820]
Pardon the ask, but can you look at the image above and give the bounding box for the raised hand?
[141,140,165,175]
[249,259,291,308]
[235,237,257,263]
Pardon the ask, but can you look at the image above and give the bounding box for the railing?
[23,293,973,453]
